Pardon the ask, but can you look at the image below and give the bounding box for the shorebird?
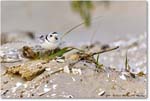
[39,32,61,50]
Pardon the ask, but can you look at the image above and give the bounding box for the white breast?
[41,41,59,50]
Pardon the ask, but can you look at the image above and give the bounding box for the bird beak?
[55,37,58,40]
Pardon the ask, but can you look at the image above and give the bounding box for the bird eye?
[50,35,52,37]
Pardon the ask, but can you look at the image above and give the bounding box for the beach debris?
[98,90,105,96]
[23,84,28,88]
[71,77,76,82]
[38,87,51,96]
[56,58,65,63]
[21,46,73,60]
[66,46,119,70]
[11,82,23,93]
[0,49,22,63]
[5,60,47,81]
[63,65,70,74]
[16,82,22,87]
[22,46,37,59]
[125,52,131,72]
[124,52,146,78]
[21,44,119,71]
[52,84,57,90]
[119,74,127,80]
[131,68,146,77]
[45,68,51,72]
[97,88,106,96]
[51,93,56,97]
[137,71,145,77]
[1,90,9,96]
[123,92,130,96]
[44,87,51,92]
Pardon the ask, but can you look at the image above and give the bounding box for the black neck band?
[46,34,50,42]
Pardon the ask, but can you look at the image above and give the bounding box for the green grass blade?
[48,47,74,60]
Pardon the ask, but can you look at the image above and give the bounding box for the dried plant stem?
[61,22,84,39]
[61,15,103,39]
[92,46,119,56]
[64,46,85,52]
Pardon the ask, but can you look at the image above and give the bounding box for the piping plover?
[39,32,61,50]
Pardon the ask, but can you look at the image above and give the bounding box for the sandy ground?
[0,33,147,99]
[1,1,147,99]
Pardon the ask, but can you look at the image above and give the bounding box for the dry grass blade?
[61,15,103,39]
[96,54,100,64]
[61,22,84,39]
[92,46,119,56]
[124,52,136,78]
[64,46,85,52]
[125,51,130,72]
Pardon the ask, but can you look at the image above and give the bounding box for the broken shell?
[119,74,127,80]
[39,90,50,96]
[45,68,51,71]
[16,82,22,87]
[23,84,28,88]
[71,77,76,82]
[98,90,105,96]
[52,84,57,90]
[51,93,56,97]
[63,65,70,74]
[38,86,51,96]
[56,58,65,63]
[44,87,51,92]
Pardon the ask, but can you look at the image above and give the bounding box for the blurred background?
[1,1,147,45]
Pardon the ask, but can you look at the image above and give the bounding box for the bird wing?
[39,35,46,43]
